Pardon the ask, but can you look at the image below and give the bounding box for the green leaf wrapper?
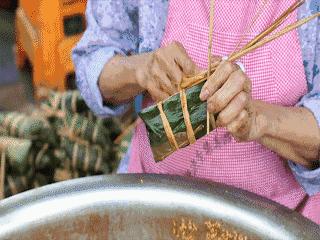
[139,82,213,162]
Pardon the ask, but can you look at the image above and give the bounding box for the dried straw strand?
[230,0,305,59]
[181,11,319,89]
[180,90,196,144]
[0,151,5,199]
[230,0,270,57]
[229,12,320,62]
[207,0,215,134]
[157,102,179,151]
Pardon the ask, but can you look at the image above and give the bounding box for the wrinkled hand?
[135,41,199,102]
[199,60,264,141]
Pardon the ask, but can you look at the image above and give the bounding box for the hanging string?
[0,151,5,200]
[230,0,269,57]
[207,0,215,134]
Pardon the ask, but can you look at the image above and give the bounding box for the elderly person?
[73,0,320,224]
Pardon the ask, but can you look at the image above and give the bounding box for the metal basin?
[0,174,319,240]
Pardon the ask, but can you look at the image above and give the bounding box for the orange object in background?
[15,0,87,96]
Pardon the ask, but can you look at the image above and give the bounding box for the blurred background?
[0,0,83,111]
[0,0,29,111]
[0,0,135,199]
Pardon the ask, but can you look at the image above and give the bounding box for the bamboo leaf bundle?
[55,112,111,146]
[139,83,216,161]
[28,143,60,171]
[0,137,32,175]
[0,89,128,198]
[60,137,111,174]
[40,89,88,114]
[0,112,55,144]
[32,173,51,189]
[4,171,33,198]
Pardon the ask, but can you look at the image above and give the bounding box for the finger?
[147,81,170,102]
[208,55,222,69]
[173,41,200,76]
[151,64,176,95]
[243,78,252,94]
[215,92,249,127]
[159,72,177,95]
[200,60,238,101]
[207,69,247,113]
[154,50,182,86]
[227,110,249,139]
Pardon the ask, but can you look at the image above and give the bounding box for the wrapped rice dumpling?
[28,143,59,171]
[0,137,32,174]
[41,90,88,114]
[4,171,33,198]
[139,82,215,162]
[61,137,110,174]
[56,112,111,146]
[0,112,54,143]
[0,126,7,136]
[32,173,51,189]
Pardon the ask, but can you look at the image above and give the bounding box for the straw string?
[230,0,305,59]
[207,0,215,134]
[157,102,179,150]
[230,0,270,57]
[180,90,196,144]
[0,151,5,199]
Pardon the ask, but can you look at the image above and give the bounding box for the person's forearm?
[259,135,319,168]
[98,54,150,105]
[254,100,320,168]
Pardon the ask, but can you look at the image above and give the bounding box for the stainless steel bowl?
[0,174,319,240]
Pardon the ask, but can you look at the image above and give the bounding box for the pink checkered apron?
[128,0,320,224]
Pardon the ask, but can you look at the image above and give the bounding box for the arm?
[72,0,139,117]
[73,1,198,115]
[98,41,200,105]
[255,100,320,168]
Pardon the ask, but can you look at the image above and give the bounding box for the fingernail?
[200,88,210,101]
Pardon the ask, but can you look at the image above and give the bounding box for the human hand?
[135,41,199,102]
[199,60,265,141]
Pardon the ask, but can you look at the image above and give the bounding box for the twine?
[10,114,24,137]
[7,176,17,195]
[52,92,62,110]
[207,0,215,134]
[70,114,79,133]
[83,145,90,172]
[61,92,67,112]
[72,142,79,171]
[0,151,5,200]
[92,121,99,143]
[71,91,78,113]
[157,102,179,150]
[230,0,270,57]
[80,118,89,137]
[94,146,103,172]
[180,90,196,144]
[35,144,49,167]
